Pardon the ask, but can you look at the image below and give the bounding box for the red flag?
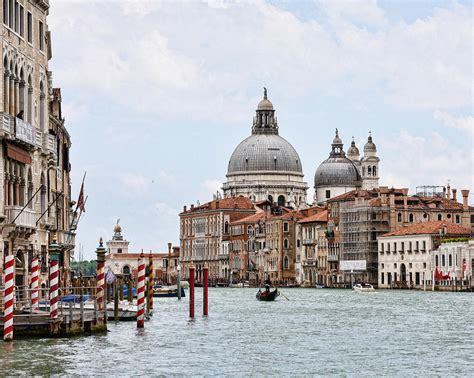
[76,181,85,213]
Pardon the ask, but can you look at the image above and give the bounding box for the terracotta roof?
[182,196,254,213]
[272,209,305,220]
[299,210,328,224]
[231,211,269,225]
[381,221,471,237]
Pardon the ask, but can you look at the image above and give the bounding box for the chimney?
[183,205,187,212]
[442,187,446,198]
[168,242,172,255]
[402,188,408,209]
[190,204,194,210]
[452,189,457,202]
[461,190,469,210]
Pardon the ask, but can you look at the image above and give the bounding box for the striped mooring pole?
[147,251,154,316]
[95,238,106,314]
[3,254,15,341]
[49,235,61,324]
[30,254,39,309]
[137,251,146,328]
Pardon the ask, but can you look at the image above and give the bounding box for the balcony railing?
[303,239,316,245]
[327,255,339,262]
[5,205,36,228]
[15,117,36,145]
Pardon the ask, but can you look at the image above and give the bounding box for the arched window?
[397,213,402,222]
[27,75,33,123]
[455,215,460,224]
[435,255,439,266]
[268,195,273,204]
[373,166,377,176]
[409,214,414,222]
[283,256,289,270]
[122,265,131,275]
[277,195,285,207]
[40,172,46,214]
[18,166,25,206]
[3,57,9,113]
[441,255,445,266]
[283,238,289,249]
[368,166,372,176]
[19,67,25,116]
[448,255,452,266]
[247,226,252,235]
[39,81,45,131]
[438,214,442,221]
[27,169,33,209]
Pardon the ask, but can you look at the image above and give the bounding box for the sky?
[47,0,473,260]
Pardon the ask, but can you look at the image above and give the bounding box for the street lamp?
[177,264,182,300]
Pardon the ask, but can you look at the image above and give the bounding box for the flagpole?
[75,171,87,213]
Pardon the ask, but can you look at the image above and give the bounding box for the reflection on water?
[2,289,473,376]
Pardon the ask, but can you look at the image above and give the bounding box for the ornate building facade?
[0,1,75,291]
[222,89,308,209]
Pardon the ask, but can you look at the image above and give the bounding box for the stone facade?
[0,1,75,292]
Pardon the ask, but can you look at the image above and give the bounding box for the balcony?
[1,112,13,134]
[327,255,339,262]
[15,117,36,146]
[43,133,57,155]
[5,205,36,228]
[303,239,316,245]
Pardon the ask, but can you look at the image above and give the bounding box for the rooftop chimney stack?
[452,189,457,202]
[461,190,469,210]
[447,184,451,199]
[183,205,187,212]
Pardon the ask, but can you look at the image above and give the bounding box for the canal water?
[1,288,473,376]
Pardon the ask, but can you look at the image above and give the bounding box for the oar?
[279,290,290,301]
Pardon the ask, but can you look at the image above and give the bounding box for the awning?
[6,142,31,164]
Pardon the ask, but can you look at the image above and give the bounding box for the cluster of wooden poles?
[188,263,209,319]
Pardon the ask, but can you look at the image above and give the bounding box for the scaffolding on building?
[416,185,445,198]
[339,202,391,284]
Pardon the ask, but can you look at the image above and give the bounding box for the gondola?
[256,288,279,301]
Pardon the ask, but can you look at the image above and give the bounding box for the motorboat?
[81,300,138,321]
[315,284,327,289]
[153,285,186,298]
[353,283,375,292]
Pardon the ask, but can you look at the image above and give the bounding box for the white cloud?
[202,179,222,195]
[119,173,151,196]
[433,110,474,137]
[49,1,472,120]
[155,202,179,217]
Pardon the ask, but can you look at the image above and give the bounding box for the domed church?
[314,130,379,204]
[222,89,308,208]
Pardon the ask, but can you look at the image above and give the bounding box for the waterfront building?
[105,223,179,283]
[432,239,474,289]
[0,1,75,292]
[298,209,329,287]
[328,186,474,285]
[314,130,379,204]
[179,196,256,282]
[222,89,308,209]
[378,221,472,289]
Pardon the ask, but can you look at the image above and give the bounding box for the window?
[38,20,44,51]
[296,239,300,248]
[398,213,402,222]
[442,255,445,266]
[283,256,289,270]
[471,215,474,224]
[19,4,23,36]
[437,214,442,221]
[122,265,131,275]
[283,222,289,232]
[381,263,384,269]
[393,242,397,253]
[224,221,229,234]
[415,241,419,252]
[283,239,289,249]
[368,166,372,176]
[3,0,7,25]
[373,166,377,176]
[435,255,439,266]
[409,263,412,268]
[387,243,390,252]
[27,12,31,43]
[422,241,426,251]
[455,215,460,224]
[409,213,414,222]
[448,254,452,266]
[401,242,404,252]
[117,248,122,254]
[381,243,384,253]
[394,263,397,269]
[380,273,384,285]
[408,241,412,252]
[277,195,285,207]
[326,190,331,199]
[423,262,427,269]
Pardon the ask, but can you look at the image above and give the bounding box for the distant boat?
[256,288,279,301]
[314,284,327,289]
[353,283,375,293]
[153,286,186,298]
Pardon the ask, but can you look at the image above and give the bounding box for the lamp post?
[177,264,181,300]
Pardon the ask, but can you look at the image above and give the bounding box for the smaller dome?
[114,222,122,233]
[364,133,376,152]
[257,98,274,111]
[347,138,359,156]
[332,128,343,145]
